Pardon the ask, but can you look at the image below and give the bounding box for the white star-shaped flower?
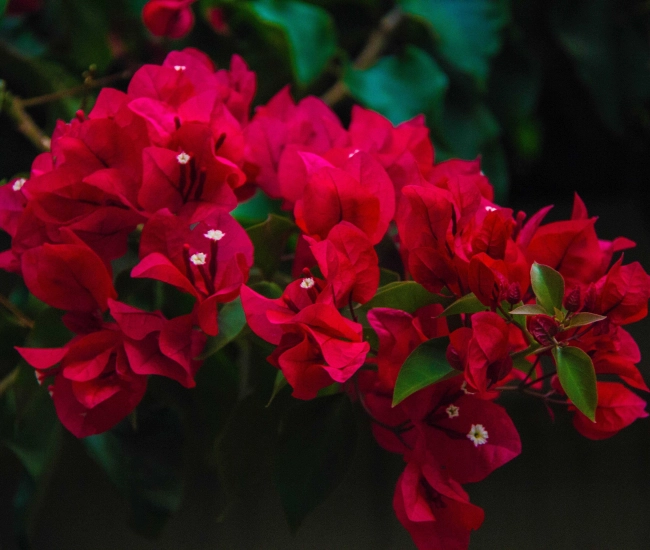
[467,424,489,447]
[204,229,225,241]
[174,65,186,72]
[461,381,476,395]
[176,151,191,165]
[446,404,460,419]
[300,277,315,289]
[485,205,497,212]
[12,178,26,191]
[190,252,207,265]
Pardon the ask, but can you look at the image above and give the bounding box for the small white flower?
[300,277,315,289]
[446,404,460,419]
[204,229,225,241]
[176,151,191,165]
[485,205,497,212]
[12,178,26,191]
[461,381,476,395]
[467,424,489,447]
[174,65,186,72]
[347,148,360,159]
[190,252,207,265]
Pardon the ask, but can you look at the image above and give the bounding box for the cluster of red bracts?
[2,49,650,550]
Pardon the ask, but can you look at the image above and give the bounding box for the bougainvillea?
[2,49,650,549]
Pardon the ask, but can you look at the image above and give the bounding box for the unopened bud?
[527,315,560,346]
[583,285,597,312]
[506,282,521,305]
[564,286,581,312]
[446,343,463,371]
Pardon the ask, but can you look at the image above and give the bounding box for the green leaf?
[0,0,9,19]
[393,338,457,406]
[358,281,452,315]
[512,355,533,374]
[243,0,337,86]
[250,280,283,299]
[552,346,597,422]
[510,304,548,316]
[530,262,565,316]
[566,312,607,328]
[232,189,280,227]
[199,298,247,359]
[344,46,448,125]
[379,268,401,286]
[439,292,488,317]
[84,404,185,537]
[246,214,296,279]
[275,394,356,531]
[400,0,509,84]
[266,370,288,407]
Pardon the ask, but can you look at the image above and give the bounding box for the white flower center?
[347,148,360,159]
[12,178,26,191]
[190,252,207,265]
[445,404,460,419]
[174,65,186,72]
[467,424,489,447]
[461,381,475,395]
[485,205,497,212]
[204,229,225,241]
[176,151,191,165]
[300,277,315,289]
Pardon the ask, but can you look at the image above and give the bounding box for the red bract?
[572,382,648,440]
[142,0,196,39]
[16,300,205,437]
[393,441,484,550]
[305,221,379,308]
[593,257,650,325]
[244,87,348,200]
[447,312,513,396]
[132,207,253,335]
[241,280,369,399]
[21,242,117,312]
[293,151,395,244]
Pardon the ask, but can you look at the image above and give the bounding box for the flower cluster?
[2,49,649,549]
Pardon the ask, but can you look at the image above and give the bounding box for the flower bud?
[506,282,521,305]
[564,286,581,312]
[446,343,463,371]
[527,315,560,346]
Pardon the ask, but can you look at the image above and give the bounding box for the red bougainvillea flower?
[571,382,647,440]
[241,279,369,399]
[447,312,513,397]
[293,151,395,244]
[304,221,379,308]
[244,86,348,200]
[16,300,205,437]
[132,206,253,336]
[393,439,484,550]
[143,0,197,39]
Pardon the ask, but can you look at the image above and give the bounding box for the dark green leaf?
[439,292,487,317]
[232,189,280,227]
[250,280,283,299]
[246,214,296,279]
[512,355,533,374]
[84,405,185,537]
[0,0,8,18]
[553,346,597,422]
[243,0,337,86]
[379,268,401,286]
[275,394,356,531]
[400,0,509,83]
[199,298,247,359]
[530,262,565,316]
[510,304,548,316]
[266,370,288,407]
[566,312,607,328]
[393,338,457,406]
[344,46,448,125]
[358,281,452,315]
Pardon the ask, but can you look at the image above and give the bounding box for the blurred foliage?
[0,0,649,546]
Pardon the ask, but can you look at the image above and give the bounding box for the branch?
[0,294,35,329]
[21,69,133,108]
[321,5,404,106]
[1,82,51,152]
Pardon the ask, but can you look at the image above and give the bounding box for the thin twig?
[321,6,404,106]
[0,367,19,397]
[0,294,35,329]
[21,69,133,108]
[1,82,51,152]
